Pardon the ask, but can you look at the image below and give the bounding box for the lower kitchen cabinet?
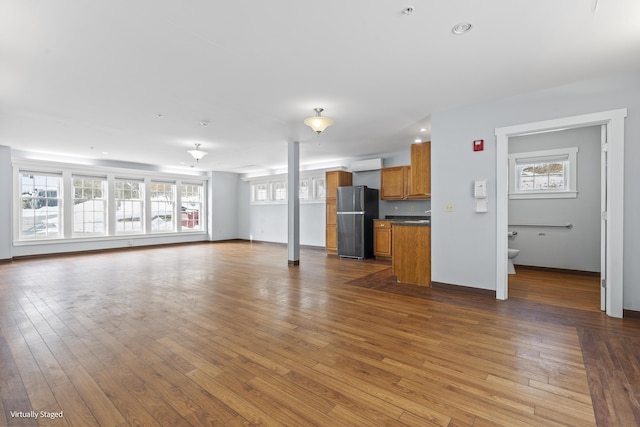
[374,220,392,258]
[392,224,431,286]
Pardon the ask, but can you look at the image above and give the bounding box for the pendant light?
[187,143,208,162]
[304,108,334,135]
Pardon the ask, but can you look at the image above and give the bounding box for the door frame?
[495,109,627,318]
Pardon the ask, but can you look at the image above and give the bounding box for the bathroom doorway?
[495,109,626,318]
[506,126,601,309]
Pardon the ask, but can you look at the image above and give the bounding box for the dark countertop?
[383,215,430,220]
[374,216,431,226]
[390,220,430,227]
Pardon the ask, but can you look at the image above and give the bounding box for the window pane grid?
[73,177,107,236]
[273,181,287,201]
[517,161,566,192]
[115,180,144,234]
[150,182,175,232]
[181,184,203,231]
[20,173,62,239]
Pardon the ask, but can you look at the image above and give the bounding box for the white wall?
[508,126,601,272]
[247,203,325,246]
[431,71,640,310]
[210,171,240,241]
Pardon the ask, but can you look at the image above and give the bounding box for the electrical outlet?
[410,206,415,212]
[394,206,398,211]
[445,203,455,212]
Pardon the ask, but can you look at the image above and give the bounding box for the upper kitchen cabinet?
[407,141,431,199]
[380,141,430,200]
[380,166,408,200]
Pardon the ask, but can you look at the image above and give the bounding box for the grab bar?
[508,223,573,229]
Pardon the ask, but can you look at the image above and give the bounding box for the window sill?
[13,231,208,247]
[509,191,577,200]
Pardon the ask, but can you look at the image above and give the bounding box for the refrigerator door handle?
[337,211,365,215]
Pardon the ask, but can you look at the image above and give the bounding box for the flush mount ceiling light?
[452,22,472,35]
[187,143,208,162]
[304,108,334,135]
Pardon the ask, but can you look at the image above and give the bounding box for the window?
[20,172,62,240]
[72,176,107,236]
[251,182,269,203]
[508,147,578,199]
[181,183,203,231]
[115,179,144,234]
[313,176,326,199]
[273,181,287,201]
[249,171,328,204]
[150,182,176,232]
[299,178,311,201]
[15,163,207,244]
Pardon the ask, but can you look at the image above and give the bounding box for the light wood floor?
[1,241,638,426]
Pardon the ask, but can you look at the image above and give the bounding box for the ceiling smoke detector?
[402,6,414,15]
[452,23,472,35]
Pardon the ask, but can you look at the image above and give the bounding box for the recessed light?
[419,128,427,132]
[414,138,422,143]
[452,22,472,35]
[102,151,109,155]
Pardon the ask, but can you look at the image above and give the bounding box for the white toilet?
[508,248,520,274]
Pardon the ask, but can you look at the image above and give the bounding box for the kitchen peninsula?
[391,220,431,287]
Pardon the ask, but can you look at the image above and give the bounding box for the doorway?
[495,109,627,318]
[507,125,601,310]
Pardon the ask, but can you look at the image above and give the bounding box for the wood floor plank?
[50,380,100,427]
[65,365,126,426]
[2,241,640,426]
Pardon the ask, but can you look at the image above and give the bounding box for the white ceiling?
[1,1,639,174]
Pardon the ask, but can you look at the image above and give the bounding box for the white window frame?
[18,171,63,240]
[150,181,177,233]
[251,182,270,203]
[508,147,578,199]
[248,170,329,205]
[72,175,108,237]
[114,178,145,235]
[13,159,208,245]
[180,182,204,232]
[272,180,287,202]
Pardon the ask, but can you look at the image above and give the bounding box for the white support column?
[288,141,300,266]
[0,146,12,260]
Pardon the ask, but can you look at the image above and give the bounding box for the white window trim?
[508,147,578,199]
[248,169,329,205]
[13,159,208,245]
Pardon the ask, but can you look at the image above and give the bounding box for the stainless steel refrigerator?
[337,186,379,259]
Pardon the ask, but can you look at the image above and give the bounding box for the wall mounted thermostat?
[473,139,484,151]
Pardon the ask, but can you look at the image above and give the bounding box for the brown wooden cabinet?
[407,141,431,199]
[325,170,352,254]
[373,220,392,258]
[380,141,430,200]
[392,224,431,286]
[380,166,408,200]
